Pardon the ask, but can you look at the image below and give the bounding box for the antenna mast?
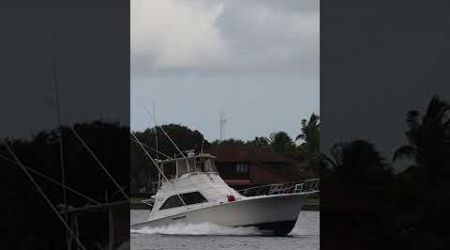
[219,111,227,141]
[151,100,161,190]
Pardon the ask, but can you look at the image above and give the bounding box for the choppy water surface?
[130,209,319,250]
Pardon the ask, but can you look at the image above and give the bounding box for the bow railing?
[237,178,320,197]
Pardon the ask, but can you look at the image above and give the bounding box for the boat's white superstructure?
[131,152,319,236]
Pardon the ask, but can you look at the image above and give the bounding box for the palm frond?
[295,134,305,141]
[423,95,450,124]
[393,145,417,162]
[320,152,337,169]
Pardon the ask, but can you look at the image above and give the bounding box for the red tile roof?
[207,144,295,163]
[224,179,252,186]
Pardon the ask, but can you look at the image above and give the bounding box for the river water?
[130,210,319,250]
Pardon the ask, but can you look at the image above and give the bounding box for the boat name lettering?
[171,216,186,221]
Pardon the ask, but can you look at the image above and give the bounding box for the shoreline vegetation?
[1,121,130,249]
[131,113,320,194]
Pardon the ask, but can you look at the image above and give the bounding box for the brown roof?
[207,144,296,163]
[224,179,252,186]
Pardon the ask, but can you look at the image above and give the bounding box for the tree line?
[130,113,320,193]
[0,121,129,249]
[321,95,450,250]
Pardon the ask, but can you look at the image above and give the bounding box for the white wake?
[131,222,262,236]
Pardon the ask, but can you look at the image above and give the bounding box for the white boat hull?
[131,192,311,236]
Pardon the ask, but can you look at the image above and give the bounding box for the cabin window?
[159,195,184,210]
[236,163,248,173]
[182,192,208,205]
[160,192,207,210]
[204,159,217,172]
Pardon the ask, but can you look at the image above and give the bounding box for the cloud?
[131,0,319,76]
[131,0,228,70]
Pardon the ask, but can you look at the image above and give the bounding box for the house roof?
[208,144,317,181]
[207,144,296,163]
[224,179,252,186]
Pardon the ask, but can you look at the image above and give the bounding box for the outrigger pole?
[129,137,173,160]
[43,65,129,201]
[50,53,72,249]
[42,51,127,248]
[138,99,192,189]
[140,101,186,158]
[2,141,88,250]
[70,127,129,200]
[0,153,101,205]
[152,100,159,160]
[131,132,187,206]
[152,101,161,190]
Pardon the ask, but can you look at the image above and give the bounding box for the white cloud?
[131,0,227,69]
[131,0,319,76]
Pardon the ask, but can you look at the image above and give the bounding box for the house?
[207,144,314,190]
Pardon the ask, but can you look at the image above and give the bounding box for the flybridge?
[155,153,218,180]
[155,153,217,164]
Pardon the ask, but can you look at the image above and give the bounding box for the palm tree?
[296,113,320,142]
[296,113,320,174]
[392,95,450,248]
[393,95,450,180]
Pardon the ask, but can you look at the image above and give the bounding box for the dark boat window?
[182,192,207,205]
[160,192,207,210]
[159,195,184,210]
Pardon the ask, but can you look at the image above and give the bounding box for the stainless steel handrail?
[239,178,320,197]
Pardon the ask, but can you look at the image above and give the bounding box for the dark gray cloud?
[321,1,450,171]
[0,2,129,139]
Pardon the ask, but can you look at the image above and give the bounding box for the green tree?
[245,136,271,148]
[269,131,296,156]
[211,138,245,146]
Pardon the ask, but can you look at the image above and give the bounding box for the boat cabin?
[148,152,243,220]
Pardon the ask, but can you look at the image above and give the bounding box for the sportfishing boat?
[130,151,319,236]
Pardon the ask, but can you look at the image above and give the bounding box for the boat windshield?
[176,157,217,175]
[194,157,217,173]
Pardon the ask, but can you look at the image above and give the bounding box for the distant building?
[207,144,314,190]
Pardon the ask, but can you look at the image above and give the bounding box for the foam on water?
[131,222,262,236]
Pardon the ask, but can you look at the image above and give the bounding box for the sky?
[0,2,129,139]
[131,0,319,142]
[321,2,450,171]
